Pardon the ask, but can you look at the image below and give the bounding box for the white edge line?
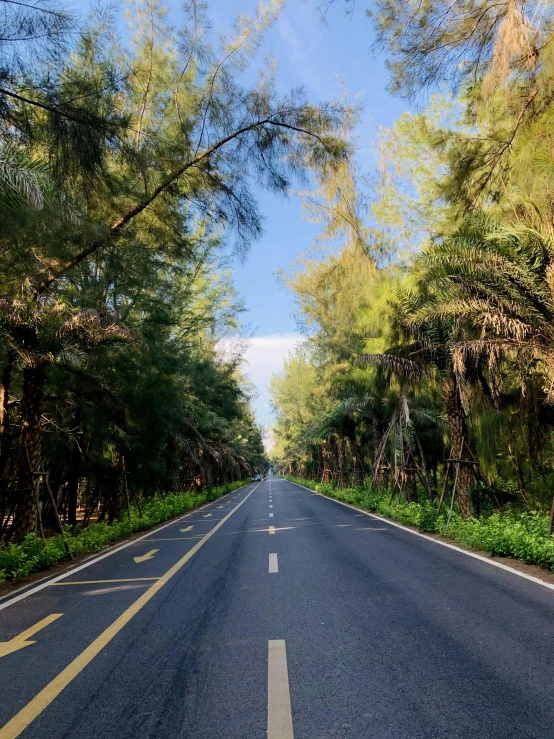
[0,482,256,611]
[283,479,554,593]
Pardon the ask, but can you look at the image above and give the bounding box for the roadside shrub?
[0,480,246,584]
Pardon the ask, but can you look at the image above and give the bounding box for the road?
[0,476,553,739]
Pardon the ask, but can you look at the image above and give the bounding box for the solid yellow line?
[50,579,159,586]
[0,486,257,739]
[268,640,294,739]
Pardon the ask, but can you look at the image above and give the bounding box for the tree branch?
[33,116,332,296]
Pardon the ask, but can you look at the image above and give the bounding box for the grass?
[285,476,554,571]
[0,480,246,585]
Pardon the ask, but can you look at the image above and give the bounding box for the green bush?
[285,476,554,570]
[0,481,246,584]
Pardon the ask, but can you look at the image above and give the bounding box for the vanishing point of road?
[0,476,553,738]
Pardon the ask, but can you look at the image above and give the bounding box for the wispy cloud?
[277,10,326,96]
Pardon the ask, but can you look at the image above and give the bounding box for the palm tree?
[0,300,130,538]
[417,215,554,533]
[316,396,374,487]
[0,143,48,213]
[361,286,478,517]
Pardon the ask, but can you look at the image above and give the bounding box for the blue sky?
[212,0,411,439]
[74,0,412,440]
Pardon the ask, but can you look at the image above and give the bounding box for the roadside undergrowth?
[285,477,554,571]
[0,481,247,585]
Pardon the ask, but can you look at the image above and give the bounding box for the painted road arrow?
[202,513,212,518]
[0,614,63,659]
[179,526,194,533]
[133,549,158,564]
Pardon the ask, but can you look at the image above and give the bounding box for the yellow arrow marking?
[0,484,258,739]
[179,526,194,533]
[217,506,224,509]
[133,549,158,564]
[202,513,212,518]
[0,614,63,659]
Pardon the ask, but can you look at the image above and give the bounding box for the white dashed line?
[268,640,294,739]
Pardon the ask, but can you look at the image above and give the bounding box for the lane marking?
[268,640,294,739]
[284,479,554,594]
[51,579,158,586]
[0,615,63,659]
[179,526,194,533]
[202,513,213,518]
[232,526,294,534]
[143,537,203,542]
[269,554,278,574]
[217,506,224,509]
[0,483,254,611]
[0,485,260,739]
[133,549,158,564]
[269,513,274,518]
[269,505,273,509]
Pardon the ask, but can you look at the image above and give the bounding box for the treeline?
[271,0,554,536]
[0,0,350,542]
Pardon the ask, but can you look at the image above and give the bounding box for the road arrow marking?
[202,513,212,518]
[133,549,158,564]
[179,526,194,533]
[0,483,262,739]
[0,614,63,659]
[217,506,224,509]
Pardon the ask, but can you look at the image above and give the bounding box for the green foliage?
[0,481,246,584]
[0,0,356,538]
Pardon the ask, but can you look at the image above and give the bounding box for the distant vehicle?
[251,473,261,481]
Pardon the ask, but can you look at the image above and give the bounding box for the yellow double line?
[0,485,258,739]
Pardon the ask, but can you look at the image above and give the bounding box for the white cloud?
[277,11,326,96]
[220,333,304,451]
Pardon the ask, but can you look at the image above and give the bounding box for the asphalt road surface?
[1,476,554,739]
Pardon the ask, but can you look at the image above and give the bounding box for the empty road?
[1,476,553,738]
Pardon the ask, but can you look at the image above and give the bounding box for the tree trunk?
[13,363,47,540]
[336,435,347,487]
[446,381,474,519]
[321,441,332,483]
[104,448,124,523]
[349,436,364,487]
[0,349,15,479]
[372,417,386,488]
[0,349,14,437]
[66,410,82,526]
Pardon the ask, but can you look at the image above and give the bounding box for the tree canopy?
[270,0,554,536]
[0,0,352,540]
